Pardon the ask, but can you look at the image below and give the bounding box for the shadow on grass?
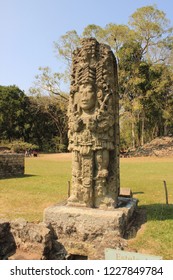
[124,203,173,239]
[23,174,38,178]
[141,203,173,221]
[124,206,147,239]
[133,191,144,195]
[0,174,38,180]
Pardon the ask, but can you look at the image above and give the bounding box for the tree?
[144,63,173,138]
[0,85,69,152]
[30,31,80,151]
[118,41,145,147]
[30,67,68,101]
[82,24,105,42]
[25,96,68,152]
[117,5,173,147]
[54,30,80,70]
[32,95,68,146]
[29,66,69,151]
[0,85,30,141]
[30,5,173,149]
[105,24,134,58]
[128,5,173,62]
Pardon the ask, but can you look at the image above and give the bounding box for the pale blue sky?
[0,0,173,93]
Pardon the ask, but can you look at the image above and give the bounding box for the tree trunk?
[132,119,135,149]
[164,123,168,136]
[141,111,145,146]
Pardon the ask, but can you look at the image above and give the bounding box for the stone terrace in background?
[129,136,173,157]
[0,153,24,178]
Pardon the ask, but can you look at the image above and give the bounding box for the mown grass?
[120,157,173,259]
[0,154,173,259]
[0,155,71,221]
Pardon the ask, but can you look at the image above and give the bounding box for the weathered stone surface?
[0,153,24,178]
[0,220,16,259]
[0,219,67,260]
[44,198,137,259]
[68,38,119,209]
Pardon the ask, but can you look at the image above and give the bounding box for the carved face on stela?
[79,83,96,113]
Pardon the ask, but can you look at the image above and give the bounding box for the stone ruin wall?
[0,153,24,178]
[0,219,66,260]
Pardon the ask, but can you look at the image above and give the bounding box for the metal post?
[68,181,71,198]
[163,180,169,205]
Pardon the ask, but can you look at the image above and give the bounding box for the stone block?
[44,198,137,259]
[0,153,24,178]
[119,188,132,198]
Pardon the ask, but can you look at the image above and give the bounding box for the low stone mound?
[129,136,173,157]
[0,219,67,260]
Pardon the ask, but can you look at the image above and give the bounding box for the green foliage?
[104,24,134,58]
[0,140,38,153]
[82,24,105,42]
[26,96,68,152]
[0,85,68,152]
[120,113,134,150]
[129,5,169,38]
[30,67,68,100]
[51,136,67,152]
[0,85,30,141]
[128,5,173,62]
[54,30,80,68]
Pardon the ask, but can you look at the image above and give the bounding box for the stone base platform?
[43,198,137,260]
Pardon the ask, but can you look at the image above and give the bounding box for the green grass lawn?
[0,154,71,221]
[0,154,173,259]
[121,157,173,260]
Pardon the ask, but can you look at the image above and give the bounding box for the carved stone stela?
[67,38,120,209]
[44,39,137,259]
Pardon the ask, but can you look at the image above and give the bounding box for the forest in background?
[1,5,173,152]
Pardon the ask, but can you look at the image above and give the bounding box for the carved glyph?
[68,38,119,209]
